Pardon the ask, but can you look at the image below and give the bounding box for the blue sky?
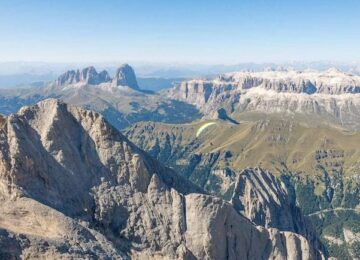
[0,0,360,63]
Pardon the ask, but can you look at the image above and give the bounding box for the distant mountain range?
[166,68,360,129]
[1,61,360,89]
[0,64,201,129]
[2,65,360,130]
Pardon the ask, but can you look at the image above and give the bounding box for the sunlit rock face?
[0,99,325,259]
[231,168,326,255]
[166,69,360,129]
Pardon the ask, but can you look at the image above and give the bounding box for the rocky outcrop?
[0,114,5,127]
[231,168,299,230]
[56,66,111,86]
[0,99,324,259]
[231,168,326,254]
[343,228,360,258]
[216,108,239,124]
[112,64,139,90]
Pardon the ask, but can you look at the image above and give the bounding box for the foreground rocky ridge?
[0,100,324,259]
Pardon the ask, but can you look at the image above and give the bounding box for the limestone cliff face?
[231,168,299,230]
[0,100,324,259]
[165,69,360,129]
[231,168,326,255]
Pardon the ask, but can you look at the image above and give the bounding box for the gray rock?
[232,168,298,230]
[165,69,360,129]
[56,66,111,86]
[231,168,326,257]
[55,64,138,89]
[0,99,324,259]
[112,64,139,90]
[80,66,111,85]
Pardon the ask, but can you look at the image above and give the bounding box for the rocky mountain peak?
[0,100,325,259]
[55,69,79,86]
[112,64,139,90]
[56,66,111,86]
[55,64,140,90]
[79,66,111,85]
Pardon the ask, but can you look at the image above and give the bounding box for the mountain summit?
[56,66,111,86]
[112,64,139,90]
[55,64,139,90]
